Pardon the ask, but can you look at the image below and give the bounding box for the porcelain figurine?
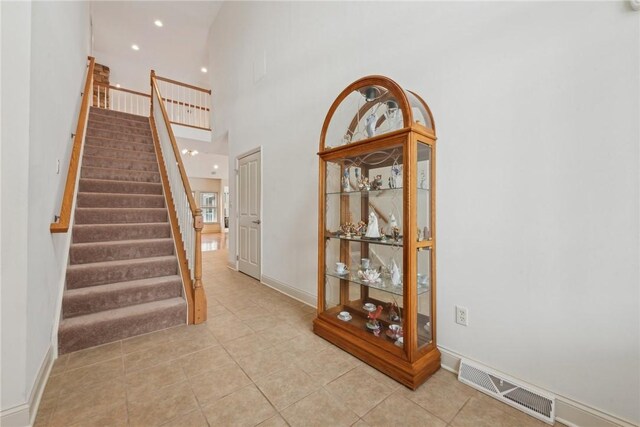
[370,175,383,190]
[388,176,395,189]
[389,214,398,231]
[366,305,384,333]
[390,259,401,286]
[388,302,400,322]
[365,113,377,138]
[342,168,350,192]
[358,269,381,283]
[357,176,370,191]
[391,161,402,188]
[418,227,424,241]
[365,211,381,238]
[423,226,430,240]
[419,170,427,189]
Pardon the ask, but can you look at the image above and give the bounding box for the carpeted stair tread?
[85,137,155,153]
[83,145,157,162]
[79,179,163,195]
[87,119,152,136]
[82,155,159,173]
[75,207,167,224]
[62,275,183,318]
[88,113,151,129]
[77,192,165,209]
[70,238,174,264]
[59,107,187,355]
[81,165,161,183]
[73,223,171,243]
[89,107,149,122]
[66,255,178,289]
[87,127,153,144]
[58,297,186,354]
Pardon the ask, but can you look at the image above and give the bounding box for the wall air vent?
[458,359,555,424]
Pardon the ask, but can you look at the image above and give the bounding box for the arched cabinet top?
[320,75,436,152]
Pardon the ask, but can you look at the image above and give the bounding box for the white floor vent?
[458,359,556,424]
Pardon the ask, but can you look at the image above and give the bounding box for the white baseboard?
[438,346,638,427]
[227,260,237,271]
[0,345,53,427]
[260,274,317,308]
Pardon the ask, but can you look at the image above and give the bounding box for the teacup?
[388,324,402,338]
[339,311,350,318]
[336,262,347,273]
[361,258,371,269]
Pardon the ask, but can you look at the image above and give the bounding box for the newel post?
[193,208,207,324]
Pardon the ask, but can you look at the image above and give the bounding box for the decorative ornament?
[391,161,402,188]
[370,175,383,190]
[391,259,401,286]
[365,113,377,138]
[342,168,350,192]
[419,170,427,189]
[365,212,381,238]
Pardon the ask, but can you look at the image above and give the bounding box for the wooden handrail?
[150,69,207,324]
[162,97,210,112]
[51,56,95,233]
[154,75,212,94]
[94,82,150,98]
[150,71,198,214]
[169,121,211,131]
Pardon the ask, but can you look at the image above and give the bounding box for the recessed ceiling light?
[115,83,121,88]
[201,67,208,73]
[154,20,163,27]
[181,149,198,156]
[181,148,188,154]
[213,164,219,169]
[131,44,140,51]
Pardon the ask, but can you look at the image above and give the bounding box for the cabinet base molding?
[313,317,441,390]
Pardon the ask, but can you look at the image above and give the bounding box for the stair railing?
[154,75,211,130]
[149,70,207,324]
[93,82,151,116]
[51,56,95,233]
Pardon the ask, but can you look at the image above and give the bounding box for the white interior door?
[237,150,261,279]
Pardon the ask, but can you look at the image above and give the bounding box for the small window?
[200,192,218,223]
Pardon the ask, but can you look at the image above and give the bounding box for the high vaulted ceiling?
[91,1,221,92]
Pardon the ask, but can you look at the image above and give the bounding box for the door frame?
[234,146,262,277]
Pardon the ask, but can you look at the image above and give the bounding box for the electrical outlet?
[456,305,468,326]
[56,159,60,174]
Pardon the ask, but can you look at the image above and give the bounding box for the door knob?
[252,220,261,224]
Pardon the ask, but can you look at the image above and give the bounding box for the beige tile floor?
[35,239,562,427]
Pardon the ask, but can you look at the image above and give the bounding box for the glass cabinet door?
[322,144,406,352]
[416,141,433,351]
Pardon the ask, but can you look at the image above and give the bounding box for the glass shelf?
[325,234,403,247]
[325,269,430,296]
[326,187,430,196]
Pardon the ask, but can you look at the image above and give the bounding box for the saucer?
[362,303,376,312]
[337,314,352,321]
[335,269,349,275]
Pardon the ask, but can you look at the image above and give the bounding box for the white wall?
[209,2,639,424]
[1,0,32,412]
[0,0,91,418]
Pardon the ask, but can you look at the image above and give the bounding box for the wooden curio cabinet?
[314,75,439,389]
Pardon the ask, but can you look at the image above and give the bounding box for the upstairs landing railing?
[93,82,151,116]
[149,70,207,324]
[155,76,211,130]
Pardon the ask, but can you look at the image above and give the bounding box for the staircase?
[58,107,187,354]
